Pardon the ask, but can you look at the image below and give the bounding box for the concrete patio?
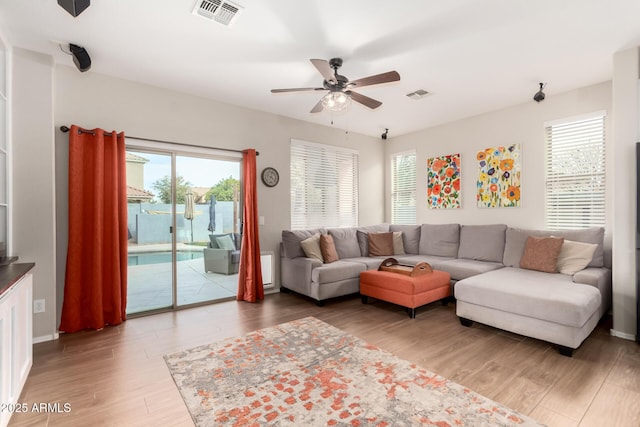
[127,243,237,314]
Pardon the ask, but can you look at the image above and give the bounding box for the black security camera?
[381,128,389,140]
[533,83,545,102]
[69,44,91,72]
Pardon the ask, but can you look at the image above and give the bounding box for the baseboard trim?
[610,329,636,341]
[33,332,60,344]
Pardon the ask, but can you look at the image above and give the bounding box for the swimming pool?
[128,251,203,266]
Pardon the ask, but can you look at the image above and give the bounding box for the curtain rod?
[59,126,258,156]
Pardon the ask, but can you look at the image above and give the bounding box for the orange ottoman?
[359,269,451,318]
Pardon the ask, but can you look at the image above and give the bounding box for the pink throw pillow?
[519,236,564,273]
[320,234,339,264]
[368,232,394,257]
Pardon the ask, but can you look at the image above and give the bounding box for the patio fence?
[127,202,237,244]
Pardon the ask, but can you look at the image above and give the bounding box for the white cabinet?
[0,273,33,427]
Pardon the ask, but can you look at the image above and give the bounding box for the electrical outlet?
[34,299,45,314]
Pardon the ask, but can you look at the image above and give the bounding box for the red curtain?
[59,126,128,333]
[237,149,264,302]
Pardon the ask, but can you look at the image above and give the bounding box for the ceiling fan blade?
[310,59,336,84]
[271,87,325,93]
[348,71,400,88]
[347,91,382,109]
[310,99,324,113]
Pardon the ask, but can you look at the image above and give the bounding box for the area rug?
[164,317,544,426]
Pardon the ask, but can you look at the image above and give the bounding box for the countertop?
[0,263,35,297]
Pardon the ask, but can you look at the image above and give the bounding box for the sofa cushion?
[328,228,362,259]
[300,233,323,262]
[341,257,385,270]
[519,236,564,273]
[454,267,601,328]
[282,229,324,258]
[503,227,604,268]
[394,254,457,272]
[320,234,339,263]
[311,260,366,284]
[356,224,390,256]
[393,231,405,255]
[419,224,460,257]
[390,225,421,254]
[369,232,394,256]
[437,258,504,281]
[573,267,611,288]
[557,240,598,275]
[457,224,507,263]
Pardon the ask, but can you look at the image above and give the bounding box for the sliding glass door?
[175,155,241,306]
[125,143,241,315]
[126,151,174,313]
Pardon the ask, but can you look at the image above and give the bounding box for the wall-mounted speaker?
[69,44,91,72]
[57,0,90,17]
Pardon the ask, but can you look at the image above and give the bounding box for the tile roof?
[127,185,154,200]
[126,152,149,163]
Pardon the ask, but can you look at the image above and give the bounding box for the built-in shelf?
[0,37,7,257]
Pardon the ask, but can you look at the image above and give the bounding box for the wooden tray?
[378,257,432,277]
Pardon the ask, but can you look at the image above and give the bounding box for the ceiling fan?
[271,58,400,113]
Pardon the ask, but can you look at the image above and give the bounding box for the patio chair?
[203,233,241,275]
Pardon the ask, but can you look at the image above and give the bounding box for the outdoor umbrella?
[208,195,217,232]
[184,189,195,242]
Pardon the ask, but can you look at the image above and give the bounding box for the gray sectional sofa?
[280,223,611,356]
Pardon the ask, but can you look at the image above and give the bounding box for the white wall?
[53,64,384,326]
[384,81,612,233]
[611,47,639,340]
[12,48,57,340]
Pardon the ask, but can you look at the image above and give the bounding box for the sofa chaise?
[280,223,611,356]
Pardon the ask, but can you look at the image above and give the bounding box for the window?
[290,139,358,229]
[544,111,606,230]
[391,151,416,224]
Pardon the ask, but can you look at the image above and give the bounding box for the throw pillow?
[320,234,339,263]
[300,233,323,262]
[368,232,394,257]
[556,239,598,275]
[356,230,370,257]
[519,236,564,273]
[393,231,405,255]
[215,234,236,250]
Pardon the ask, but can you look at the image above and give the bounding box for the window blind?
[544,112,606,230]
[391,151,416,224]
[290,140,359,230]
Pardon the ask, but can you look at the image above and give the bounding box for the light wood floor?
[9,292,640,426]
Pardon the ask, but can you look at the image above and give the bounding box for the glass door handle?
[169,226,173,234]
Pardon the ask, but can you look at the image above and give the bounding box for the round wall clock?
[261,167,279,187]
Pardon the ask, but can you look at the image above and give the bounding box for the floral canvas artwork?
[427,154,461,209]
[476,144,521,208]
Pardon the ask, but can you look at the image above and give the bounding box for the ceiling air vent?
[406,89,429,100]
[192,0,243,27]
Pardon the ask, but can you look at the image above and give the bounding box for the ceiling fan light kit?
[271,57,400,114]
[321,91,351,112]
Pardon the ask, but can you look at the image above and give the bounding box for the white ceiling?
[1,0,640,138]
